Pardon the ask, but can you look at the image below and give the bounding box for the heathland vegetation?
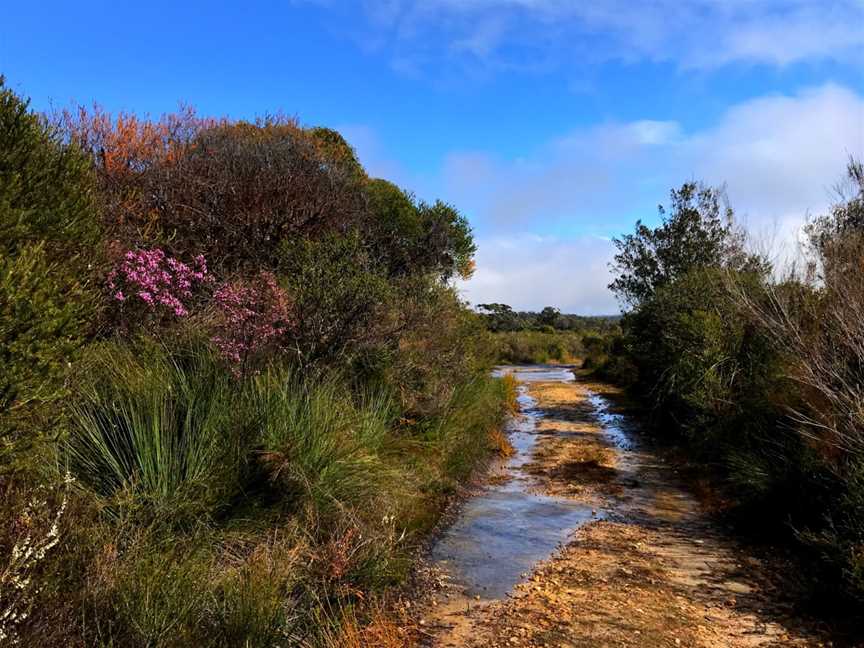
[476,304,617,364]
[0,79,514,646]
[5,67,864,645]
[587,171,864,607]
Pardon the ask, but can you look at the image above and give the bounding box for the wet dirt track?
[417,367,853,648]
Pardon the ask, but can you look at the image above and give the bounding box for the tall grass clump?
[423,376,514,491]
[252,368,396,522]
[65,341,246,519]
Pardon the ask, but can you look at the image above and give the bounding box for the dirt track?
[417,375,851,648]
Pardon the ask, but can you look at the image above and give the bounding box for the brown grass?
[488,427,516,458]
[325,602,410,648]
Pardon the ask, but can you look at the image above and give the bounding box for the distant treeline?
[477,303,620,333]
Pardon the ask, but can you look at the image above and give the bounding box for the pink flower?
[108,247,209,320]
[210,272,295,373]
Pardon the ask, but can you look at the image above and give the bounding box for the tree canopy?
[608,182,757,307]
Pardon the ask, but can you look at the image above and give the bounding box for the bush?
[491,330,582,364]
[65,111,367,274]
[380,286,493,416]
[210,271,295,374]
[0,88,513,646]
[603,167,864,605]
[278,231,393,368]
[0,79,99,475]
[365,179,475,281]
[733,161,864,597]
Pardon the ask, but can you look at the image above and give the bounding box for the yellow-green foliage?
[492,330,583,364]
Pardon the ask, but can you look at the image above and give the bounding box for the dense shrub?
[278,231,394,368]
[64,110,366,273]
[0,78,99,475]
[107,248,210,321]
[381,286,493,415]
[492,330,582,364]
[365,179,476,281]
[603,169,864,602]
[734,162,864,595]
[210,272,295,373]
[0,81,512,646]
[581,329,636,384]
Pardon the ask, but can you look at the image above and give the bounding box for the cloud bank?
[448,84,864,312]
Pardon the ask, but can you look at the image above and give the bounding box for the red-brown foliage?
[62,109,367,273]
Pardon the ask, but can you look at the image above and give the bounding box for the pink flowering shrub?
[107,248,209,318]
[211,272,295,372]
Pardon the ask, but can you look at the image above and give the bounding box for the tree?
[365,179,475,282]
[538,306,560,328]
[477,303,520,332]
[806,157,864,279]
[64,111,368,274]
[609,182,755,307]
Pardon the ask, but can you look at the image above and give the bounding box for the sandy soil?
[415,377,853,648]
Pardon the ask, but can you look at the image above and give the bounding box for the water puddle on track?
[429,365,629,600]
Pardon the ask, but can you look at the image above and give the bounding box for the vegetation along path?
[414,366,845,647]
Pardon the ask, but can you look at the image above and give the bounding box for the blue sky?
[4,1,864,313]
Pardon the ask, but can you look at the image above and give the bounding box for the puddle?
[587,392,633,450]
[429,365,598,600]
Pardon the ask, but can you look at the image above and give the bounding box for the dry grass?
[488,427,516,458]
[324,602,410,648]
[500,373,520,414]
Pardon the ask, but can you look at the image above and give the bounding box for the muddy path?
[414,366,853,648]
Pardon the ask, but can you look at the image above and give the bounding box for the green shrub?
[110,543,211,647]
[604,170,864,605]
[278,231,394,367]
[365,178,475,281]
[0,79,99,475]
[205,544,297,647]
[491,330,582,364]
[379,286,494,416]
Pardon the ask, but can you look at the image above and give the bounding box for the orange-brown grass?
[488,426,516,458]
[325,602,410,648]
[500,372,520,414]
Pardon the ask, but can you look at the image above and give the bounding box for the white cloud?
[319,0,864,74]
[340,84,864,312]
[440,119,683,233]
[687,84,864,224]
[449,84,864,311]
[456,234,618,314]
